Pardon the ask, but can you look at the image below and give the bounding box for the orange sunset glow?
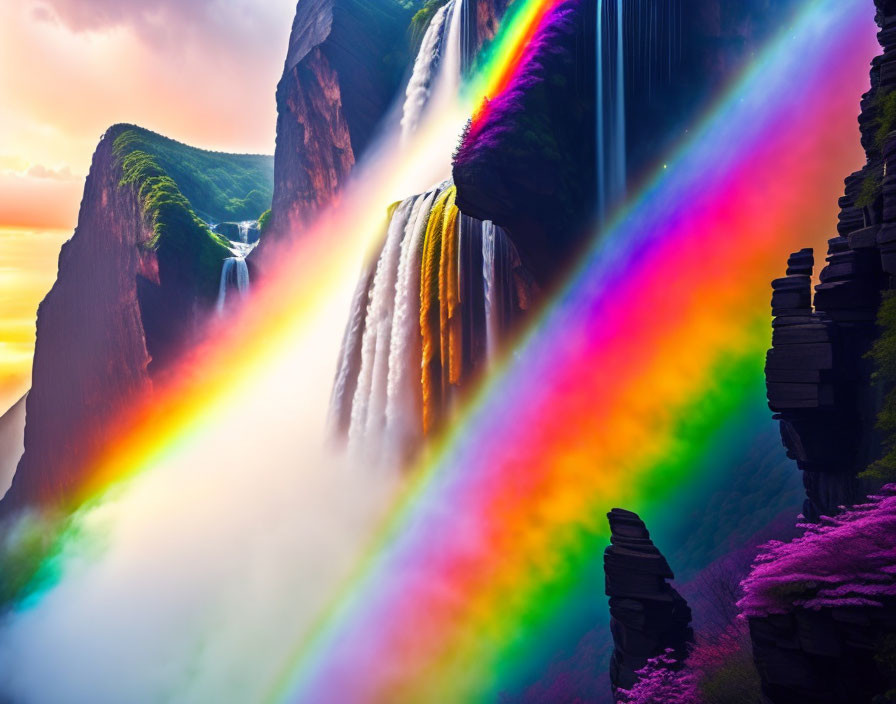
[0,0,296,411]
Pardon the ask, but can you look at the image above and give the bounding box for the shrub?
[616,650,700,704]
[738,486,896,617]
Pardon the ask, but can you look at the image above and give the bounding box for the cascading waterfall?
[401,3,451,139]
[347,198,416,454]
[216,221,258,314]
[216,257,250,313]
[596,0,626,224]
[400,0,465,141]
[331,179,529,465]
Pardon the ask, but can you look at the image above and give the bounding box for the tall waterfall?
[215,221,258,313]
[217,257,250,313]
[330,181,529,467]
[596,0,626,223]
[401,3,451,139]
[400,0,465,141]
[330,0,527,466]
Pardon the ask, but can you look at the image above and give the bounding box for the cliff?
[0,395,26,500]
[764,1,896,521]
[264,0,417,243]
[453,0,595,286]
[750,2,896,701]
[1,125,272,515]
[604,509,694,699]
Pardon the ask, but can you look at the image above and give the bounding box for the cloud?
[25,164,78,181]
[31,0,294,49]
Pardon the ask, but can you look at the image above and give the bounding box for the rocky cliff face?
[604,509,694,698]
[764,2,896,522]
[454,0,595,287]
[1,131,157,512]
[752,3,896,701]
[1,125,263,516]
[265,0,415,244]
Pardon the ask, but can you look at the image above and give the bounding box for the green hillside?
[109,124,274,300]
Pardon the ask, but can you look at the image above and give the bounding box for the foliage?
[866,293,896,481]
[689,623,762,704]
[877,90,896,149]
[857,172,883,210]
[616,650,699,704]
[617,625,761,704]
[738,486,896,617]
[409,0,450,46]
[0,510,63,607]
[113,130,232,300]
[112,125,273,223]
[257,209,272,235]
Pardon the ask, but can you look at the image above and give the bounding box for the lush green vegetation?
[857,172,883,210]
[409,0,449,46]
[111,124,276,300]
[112,125,273,223]
[866,292,896,481]
[257,208,272,235]
[877,90,896,149]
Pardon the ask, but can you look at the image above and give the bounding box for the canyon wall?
[0,395,26,500]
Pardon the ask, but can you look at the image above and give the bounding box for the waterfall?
[384,188,441,463]
[596,0,627,223]
[401,3,451,139]
[614,0,626,203]
[238,221,250,244]
[400,0,465,141]
[347,198,417,456]
[482,221,498,361]
[331,177,531,466]
[216,257,250,313]
[440,0,464,99]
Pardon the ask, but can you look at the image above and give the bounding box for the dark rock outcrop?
[454,0,596,287]
[749,600,896,704]
[604,508,694,698]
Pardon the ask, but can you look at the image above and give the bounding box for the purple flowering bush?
[616,650,699,704]
[738,486,896,617]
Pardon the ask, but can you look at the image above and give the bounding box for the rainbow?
[271,0,877,701]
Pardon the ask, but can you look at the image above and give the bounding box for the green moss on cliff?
[112,125,273,222]
[857,172,883,209]
[112,129,233,301]
[877,90,896,149]
[410,0,449,45]
[257,209,272,235]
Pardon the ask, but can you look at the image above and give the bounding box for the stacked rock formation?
[604,509,693,699]
[765,2,896,522]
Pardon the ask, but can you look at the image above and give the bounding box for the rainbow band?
[274,1,876,701]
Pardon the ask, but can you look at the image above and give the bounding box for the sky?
[0,0,298,411]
